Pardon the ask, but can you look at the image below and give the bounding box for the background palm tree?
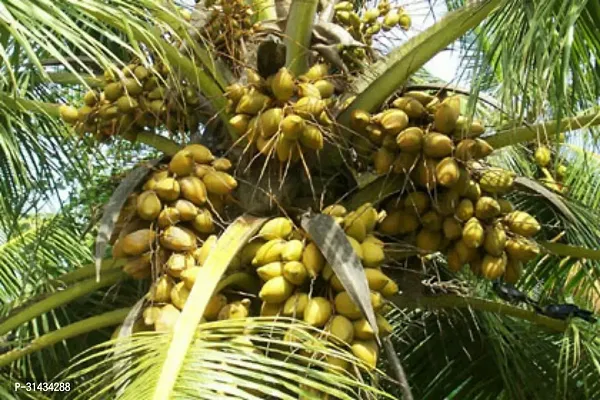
[0,0,599,399]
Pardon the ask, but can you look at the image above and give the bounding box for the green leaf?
[284,0,319,75]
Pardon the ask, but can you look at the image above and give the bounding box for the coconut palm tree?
[1,0,600,399]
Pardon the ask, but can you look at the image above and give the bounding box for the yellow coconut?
[481,252,507,280]
[378,210,420,235]
[395,127,424,153]
[252,239,286,266]
[136,191,162,221]
[160,226,197,251]
[326,315,355,344]
[462,217,484,248]
[154,177,181,202]
[443,217,463,240]
[455,198,474,221]
[436,157,460,187]
[302,242,326,277]
[283,293,309,317]
[203,171,238,195]
[423,132,454,158]
[505,211,541,237]
[505,237,540,261]
[259,276,295,303]
[121,229,156,256]
[475,196,501,220]
[259,217,293,240]
[483,223,507,256]
[304,297,333,327]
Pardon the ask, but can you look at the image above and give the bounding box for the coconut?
[433,96,461,133]
[378,210,419,235]
[259,276,295,303]
[136,191,162,221]
[281,115,305,140]
[271,68,296,101]
[376,109,409,135]
[479,168,515,194]
[361,241,385,268]
[462,217,484,248]
[404,191,430,215]
[300,125,324,150]
[259,217,293,240]
[293,97,325,119]
[184,144,214,164]
[236,90,270,115]
[154,177,181,202]
[475,196,501,220]
[421,210,443,231]
[436,157,460,187]
[505,237,539,261]
[334,291,362,319]
[483,223,507,256]
[160,226,197,251]
[505,211,540,237]
[481,252,507,280]
[192,208,214,233]
[327,315,355,343]
[416,229,442,252]
[396,127,424,153]
[121,229,156,256]
[392,97,426,118]
[455,198,474,221]
[203,171,237,195]
[393,152,419,174]
[259,108,284,138]
[314,80,335,98]
[350,109,371,131]
[414,158,438,189]
[373,147,395,174]
[303,297,332,327]
[157,207,181,228]
[534,146,552,167]
[423,133,454,158]
[443,217,463,240]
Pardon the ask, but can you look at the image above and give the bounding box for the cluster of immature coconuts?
[243,203,398,371]
[109,144,240,330]
[227,65,338,162]
[534,144,567,193]
[347,91,542,283]
[333,0,411,69]
[58,61,202,140]
[198,0,256,68]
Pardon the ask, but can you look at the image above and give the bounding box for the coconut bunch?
[377,165,542,283]
[227,65,338,163]
[237,204,398,371]
[534,144,567,193]
[349,92,493,175]
[193,0,255,71]
[110,144,238,284]
[332,0,410,70]
[58,61,202,141]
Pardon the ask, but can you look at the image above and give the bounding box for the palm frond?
[63,318,395,400]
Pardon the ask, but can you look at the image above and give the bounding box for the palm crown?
[1,0,599,399]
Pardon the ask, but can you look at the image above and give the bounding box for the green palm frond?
[387,304,600,399]
[0,215,93,304]
[447,0,600,127]
[62,318,394,400]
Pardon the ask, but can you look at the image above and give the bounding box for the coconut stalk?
[338,0,505,126]
[0,270,127,336]
[391,293,568,332]
[0,308,130,368]
[46,72,104,87]
[485,107,600,149]
[56,259,125,286]
[284,0,319,76]
[153,215,267,400]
